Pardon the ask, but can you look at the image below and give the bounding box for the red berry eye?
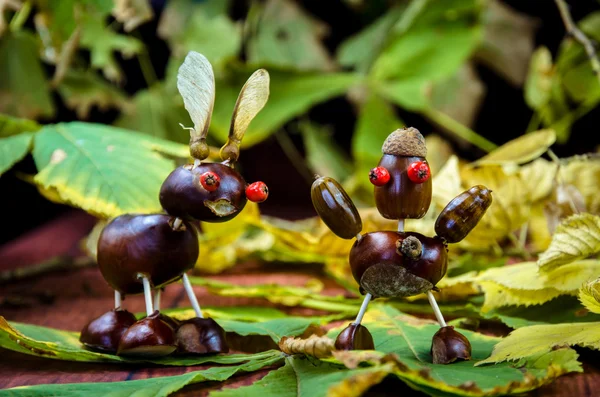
[407,161,431,183]
[246,181,269,202]
[199,171,220,191]
[369,166,390,186]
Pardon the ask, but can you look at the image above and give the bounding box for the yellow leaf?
[528,203,553,252]
[431,155,462,207]
[477,322,600,365]
[537,213,600,271]
[579,278,600,314]
[519,158,557,202]
[472,129,556,166]
[479,281,563,312]
[327,368,390,397]
[559,157,600,214]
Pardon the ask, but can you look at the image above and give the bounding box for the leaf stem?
[9,1,31,32]
[274,129,314,185]
[555,0,600,88]
[421,107,497,153]
[133,32,157,87]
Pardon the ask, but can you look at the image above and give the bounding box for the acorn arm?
[311,176,363,239]
[434,185,493,243]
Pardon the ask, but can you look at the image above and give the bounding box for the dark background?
[2,0,599,245]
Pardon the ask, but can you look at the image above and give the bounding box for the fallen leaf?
[472,129,556,166]
[579,278,600,314]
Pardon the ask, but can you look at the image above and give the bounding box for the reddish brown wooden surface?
[0,210,598,396]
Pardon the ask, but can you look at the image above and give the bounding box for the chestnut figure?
[160,163,247,223]
[80,309,136,353]
[80,51,271,358]
[312,126,492,364]
[97,214,199,295]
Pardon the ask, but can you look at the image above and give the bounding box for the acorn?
[334,323,374,351]
[430,326,472,364]
[311,176,362,239]
[374,128,432,220]
[175,318,229,354]
[160,163,247,223]
[349,231,447,298]
[434,185,493,243]
[79,309,137,353]
[117,311,177,357]
[97,214,199,295]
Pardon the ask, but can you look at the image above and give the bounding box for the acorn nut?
[311,176,362,239]
[435,185,492,243]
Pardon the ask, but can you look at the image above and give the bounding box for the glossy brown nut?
[335,323,375,351]
[97,214,199,295]
[349,231,447,287]
[430,326,472,364]
[80,309,137,353]
[374,155,432,220]
[117,311,176,357]
[435,185,492,243]
[160,163,247,223]
[311,176,362,239]
[176,317,229,354]
[157,313,181,330]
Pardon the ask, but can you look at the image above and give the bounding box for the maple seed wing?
[221,69,270,161]
[177,51,215,143]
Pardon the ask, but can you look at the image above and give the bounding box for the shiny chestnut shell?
[80,309,137,353]
[311,176,362,239]
[334,323,374,351]
[117,311,176,357]
[97,214,199,295]
[350,231,447,286]
[160,163,247,223]
[374,155,432,220]
[431,326,472,364]
[435,185,492,243]
[176,318,229,354]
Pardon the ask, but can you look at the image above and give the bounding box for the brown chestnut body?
[349,231,447,297]
[435,185,492,243]
[160,163,247,223]
[311,176,362,239]
[335,323,374,351]
[97,214,199,295]
[176,318,229,354]
[80,309,137,353]
[374,155,432,220]
[117,311,176,357]
[431,326,472,364]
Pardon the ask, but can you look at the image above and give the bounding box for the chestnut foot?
[80,308,136,353]
[117,311,176,357]
[431,326,471,364]
[176,318,229,354]
[335,323,375,351]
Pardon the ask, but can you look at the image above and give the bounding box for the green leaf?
[0,114,40,137]
[219,316,336,343]
[352,93,403,178]
[211,356,388,397]
[0,350,283,397]
[0,32,55,119]
[164,306,288,322]
[477,322,600,365]
[159,0,239,69]
[56,70,129,119]
[579,278,600,314]
[337,7,404,73]
[0,314,282,366]
[246,0,335,72]
[210,69,360,146]
[525,47,554,110]
[31,122,189,218]
[114,85,193,144]
[0,133,34,175]
[538,213,600,271]
[301,121,352,182]
[472,129,556,166]
[331,305,581,395]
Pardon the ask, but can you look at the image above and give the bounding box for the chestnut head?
[349,231,448,298]
[160,163,248,223]
[373,128,432,220]
[97,214,199,295]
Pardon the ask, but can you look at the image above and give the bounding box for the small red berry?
[407,161,431,183]
[199,171,220,191]
[246,181,269,202]
[369,166,390,186]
